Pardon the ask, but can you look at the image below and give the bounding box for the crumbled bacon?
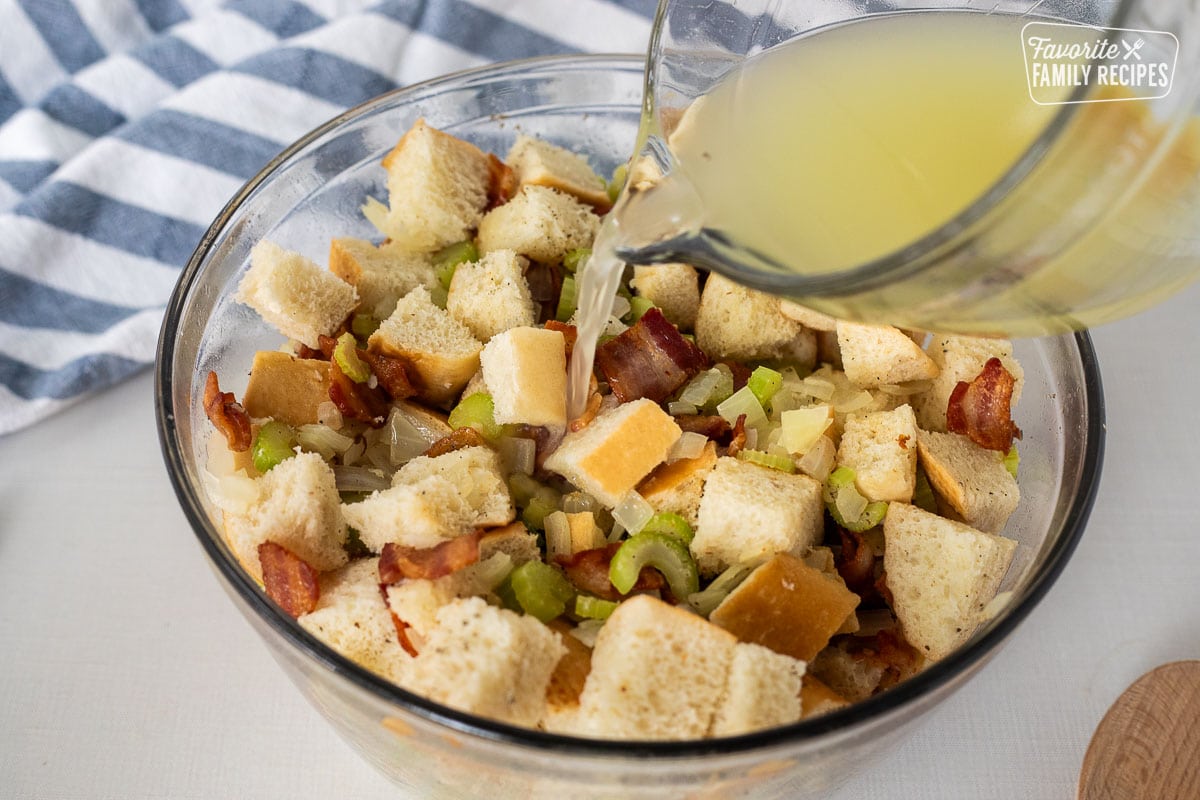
[379,531,483,584]
[377,584,420,657]
[360,350,419,400]
[721,360,752,392]
[835,528,876,598]
[486,154,518,210]
[525,261,563,324]
[555,542,666,601]
[674,414,733,444]
[842,630,923,692]
[203,371,252,452]
[946,357,1022,452]
[328,357,389,426]
[875,570,895,608]
[596,308,709,403]
[897,434,910,450]
[423,426,488,458]
[258,541,320,618]
[569,389,603,433]
[544,320,577,361]
[726,414,748,458]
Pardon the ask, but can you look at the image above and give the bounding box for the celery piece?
[707,363,735,410]
[823,466,888,532]
[912,466,938,512]
[252,421,297,473]
[628,296,655,322]
[736,448,796,474]
[640,511,695,545]
[607,162,628,204]
[1003,444,1020,479]
[747,366,784,407]
[429,284,449,309]
[575,594,619,620]
[351,313,380,341]
[447,392,504,441]
[506,561,575,623]
[433,240,479,289]
[609,532,699,600]
[556,274,578,323]
[562,247,591,274]
[686,562,754,617]
[521,489,561,531]
[334,332,371,383]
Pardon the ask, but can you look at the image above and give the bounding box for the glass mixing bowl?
[155,54,1105,799]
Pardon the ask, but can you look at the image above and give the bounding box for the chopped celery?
[823,466,888,532]
[508,473,561,530]
[556,274,578,323]
[1003,445,1020,478]
[562,248,591,273]
[607,162,628,204]
[334,332,370,383]
[252,421,297,473]
[433,240,479,288]
[747,366,783,407]
[628,295,655,322]
[429,284,449,309]
[447,392,504,441]
[716,385,768,429]
[640,512,694,545]
[686,562,754,617]
[350,313,380,340]
[736,448,796,474]
[709,363,735,408]
[505,561,575,623]
[609,531,699,600]
[913,466,938,512]
[575,594,619,620]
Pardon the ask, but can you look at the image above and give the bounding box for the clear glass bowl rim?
[154,53,1106,760]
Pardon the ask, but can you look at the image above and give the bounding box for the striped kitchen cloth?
[0,0,654,435]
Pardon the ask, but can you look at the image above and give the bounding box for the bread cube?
[341,475,473,552]
[392,445,514,528]
[637,440,718,527]
[779,300,838,331]
[377,119,492,252]
[405,597,566,726]
[544,399,682,507]
[913,335,1024,432]
[299,558,412,684]
[836,322,939,388]
[477,185,600,264]
[368,286,482,406]
[710,643,805,736]
[236,240,358,348]
[572,595,737,740]
[328,237,436,320]
[241,351,330,427]
[445,249,537,342]
[807,642,889,703]
[479,326,568,431]
[695,274,816,367]
[709,553,859,662]
[691,457,824,575]
[799,674,849,719]
[917,430,1020,533]
[836,404,918,503]
[506,134,610,211]
[630,263,701,331]
[223,451,347,582]
[541,619,594,732]
[883,503,1017,660]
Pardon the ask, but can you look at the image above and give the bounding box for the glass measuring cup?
[615,0,1200,336]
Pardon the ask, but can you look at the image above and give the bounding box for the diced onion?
[716,386,767,429]
[801,375,836,401]
[362,196,390,234]
[569,619,606,648]
[470,553,515,594]
[544,511,572,561]
[609,294,631,320]
[679,368,721,407]
[341,439,365,467]
[667,431,708,463]
[562,492,601,514]
[496,436,536,477]
[780,405,834,455]
[332,465,391,493]
[797,435,836,482]
[385,408,429,466]
[612,491,654,536]
[364,441,394,472]
[982,590,1014,621]
[835,482,869,524]
[296,424,355,460]
[668,401,699,417]
[833,389,875,414]
[603,316,628,337]
[209,471,261,514]
[877,380,932,397]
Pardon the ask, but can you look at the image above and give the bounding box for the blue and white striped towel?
[0,0,654,435]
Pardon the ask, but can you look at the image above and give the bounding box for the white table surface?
[2,283,1198,800]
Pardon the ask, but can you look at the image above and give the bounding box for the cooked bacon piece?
[328,358,389,426]
[258,541,320,618]
[596,308,709,403]
[946,357,1023,452]
[544,320,577,361]
[377,584,421,657]
[875,570,895,609]
[835,528,876,598]
[674,414,733,444]
[296,343,325,360]
[203,371,252,452]
[360,350,419,400]
[570,389,603,433]
[486,154,518,210]
[841,630,923,692]
[721,360,752,392]
[423,426,488,458]
[726,414,748,458]
[525,261,563,324]
[555,542,666,601]
[379,530,483,585]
